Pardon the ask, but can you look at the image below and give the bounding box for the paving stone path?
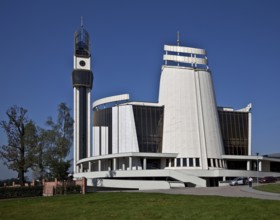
[140,185,280,201]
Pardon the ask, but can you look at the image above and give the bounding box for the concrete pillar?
[223,176,226,181]
[108,160,111,171]
[143,158,147,170]
[113,158,117,170]
[129,157,132,170]
[210,159,214,168]
[247,160,251,171]
[258,161,262,171]
[98,160,101,171]
[80,163,83,172]
[223,160,227,169]
[88,162,91,172]
[76,165,79,173]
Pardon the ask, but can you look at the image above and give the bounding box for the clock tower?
[72,21,93,173]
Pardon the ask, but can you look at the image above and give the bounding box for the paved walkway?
[139,185,280,201]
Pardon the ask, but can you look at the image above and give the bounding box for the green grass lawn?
[0,192,280,220]
[254,183,280,193]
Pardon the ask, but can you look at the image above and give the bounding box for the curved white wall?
[158,66,224,168]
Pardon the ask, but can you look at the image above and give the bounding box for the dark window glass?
[171,159,174,167]
[183,158,187,167]
[133,106,164,153]
[195,158,200,167]
[218,110,249,155]
[176,158,181,167]
[147,159,161,169]
[166,159,169,167]
[189,158,193,167]
[74,27,90,57]
[208,158,211,167]
[270,162,280,172]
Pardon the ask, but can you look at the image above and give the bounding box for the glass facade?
[74,27,90,57]
[218,110,249,155]
[132,106,164,153]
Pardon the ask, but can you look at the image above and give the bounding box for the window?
[208,158,211,167]
[133,106,164,153]
[218,110,249,155]
[176,158,181,167]
[189,158,193,167]
[166,159,169,167]
[183,158,187,167]
[171,159,174,167]
[195,158,200,167]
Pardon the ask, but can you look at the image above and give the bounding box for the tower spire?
[81,16,84,27]
[177,31,180,46]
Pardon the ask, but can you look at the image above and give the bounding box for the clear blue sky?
[1,0,280,179]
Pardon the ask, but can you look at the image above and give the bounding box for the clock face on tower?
[79,60,86,67]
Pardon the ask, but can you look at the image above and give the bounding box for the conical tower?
[158,41,225,169]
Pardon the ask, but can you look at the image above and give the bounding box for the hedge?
[0,186,43,199]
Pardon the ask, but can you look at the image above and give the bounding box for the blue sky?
[1,0,280,179]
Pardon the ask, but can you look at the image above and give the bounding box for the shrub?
[54,184,81,195]
[0,186,43,199]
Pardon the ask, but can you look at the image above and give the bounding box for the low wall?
[43,177,87,196]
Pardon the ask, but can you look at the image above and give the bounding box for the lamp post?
[256,152,259,186]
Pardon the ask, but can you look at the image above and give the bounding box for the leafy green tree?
[40,103,73,180]
[0,106,38,185]
[31,127,48,181]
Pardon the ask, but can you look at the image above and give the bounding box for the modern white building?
[73,29,280,189]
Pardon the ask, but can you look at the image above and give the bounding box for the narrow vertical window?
[195,158,200,167]
[189,158,193,167]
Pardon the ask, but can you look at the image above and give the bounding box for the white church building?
[72,25,280,189]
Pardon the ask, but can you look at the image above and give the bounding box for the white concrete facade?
[73,41,280,189]
[158,66,224,169]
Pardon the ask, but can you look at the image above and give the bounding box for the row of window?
[168,158,225,168]
[207,158,225,168]
[166,158,200,167]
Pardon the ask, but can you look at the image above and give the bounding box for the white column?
[210,159,214,168]
[76,89,80,162]
[248,112,252,156]
[80,163,83,173]
[113,158,117,170]
[87,89,91,158]
[143,158,147,170]
[73,88,77,173]
[88,162,91,172]
[247,160,251,171]
[258,161,262,171]
[129,157,132,170]
[98,160,101,171]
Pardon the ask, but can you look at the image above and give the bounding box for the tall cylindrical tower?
[72,24,93,173]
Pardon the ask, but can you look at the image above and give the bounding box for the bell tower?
[72,19,93,173]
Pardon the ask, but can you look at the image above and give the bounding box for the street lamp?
[256,152,259,186]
